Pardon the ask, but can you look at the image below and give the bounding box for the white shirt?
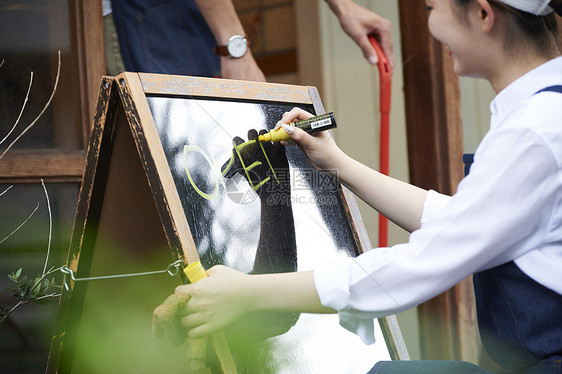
[102,0,112,17]
[314,57,562,344]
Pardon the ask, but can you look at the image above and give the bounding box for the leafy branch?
[0,51,63,323]
[0,179,62,323]
[1,265,63,323]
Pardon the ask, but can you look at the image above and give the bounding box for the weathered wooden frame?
[48,73,409,373]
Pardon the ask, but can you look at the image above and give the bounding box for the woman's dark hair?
[453,0,560,57]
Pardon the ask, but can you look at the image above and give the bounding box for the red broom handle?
[369,35,392,248]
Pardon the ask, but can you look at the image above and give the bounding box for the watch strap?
[213,44,229,56]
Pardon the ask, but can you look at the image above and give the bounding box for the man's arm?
[194,0,266,82]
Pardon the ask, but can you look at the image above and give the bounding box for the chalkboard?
[48,73,408,373]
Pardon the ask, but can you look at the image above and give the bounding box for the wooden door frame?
[398,0,477,363]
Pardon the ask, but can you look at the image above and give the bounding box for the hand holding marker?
[259,112,337,143]
[220,112,337,183]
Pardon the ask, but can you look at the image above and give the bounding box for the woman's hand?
[174,266,331,338]
[176,265,252,338]
[279,108,345,172]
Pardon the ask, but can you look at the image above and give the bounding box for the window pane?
[0,1,83,151]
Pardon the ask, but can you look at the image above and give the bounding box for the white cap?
[498,0,553,15]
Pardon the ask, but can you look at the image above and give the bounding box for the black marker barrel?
[294,112,337,134]
[258,112,337,143]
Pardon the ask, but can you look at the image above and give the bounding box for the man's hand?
[326,0,394,68]
[220,53,266,82]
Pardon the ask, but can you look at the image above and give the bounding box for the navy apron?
[111,0,220,77]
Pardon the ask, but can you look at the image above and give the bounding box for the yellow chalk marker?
[258,112,337,143]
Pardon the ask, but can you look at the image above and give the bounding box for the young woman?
[171,1,562,372]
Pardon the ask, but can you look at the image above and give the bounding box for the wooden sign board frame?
[47,73,409,373]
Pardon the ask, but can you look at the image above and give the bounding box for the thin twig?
[0,185,13,197]
[29,265,63,298]
[0,301,24,324]
[0,72,33,146]
[0,50,61,160]
[41,179,52,275]
[34,293,60,301]
[0,202,40,246]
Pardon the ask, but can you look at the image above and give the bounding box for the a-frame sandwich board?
[48,73,408,373]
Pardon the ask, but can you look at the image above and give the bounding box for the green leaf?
[15,268,22,279]
[20,284,30,296]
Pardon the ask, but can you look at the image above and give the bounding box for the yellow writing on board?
[183,140,280,201]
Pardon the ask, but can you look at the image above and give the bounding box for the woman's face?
[425,0,489,78]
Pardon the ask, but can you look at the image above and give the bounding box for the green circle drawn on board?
[183,144,219,200]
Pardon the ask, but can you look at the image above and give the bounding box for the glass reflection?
[147,96,390,373]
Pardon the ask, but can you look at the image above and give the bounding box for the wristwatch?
[214,35,249,58]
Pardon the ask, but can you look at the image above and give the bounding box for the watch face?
[227,36,247,58]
